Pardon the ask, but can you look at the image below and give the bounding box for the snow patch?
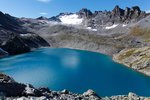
[20,34,32,37]
[37,19,60,25]
[59,14,83,25]
[105,24,118,29]
[87,27,97,31]
[122,24,127,27]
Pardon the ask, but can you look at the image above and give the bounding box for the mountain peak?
[37,16,48,20]
[110,5,146,19]
[112,5,124,16]
[131,6,141,12]
[77,8,93,18]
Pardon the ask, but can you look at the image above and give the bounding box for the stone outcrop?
[113,47,150,76]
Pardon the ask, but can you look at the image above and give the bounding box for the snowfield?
[59,14,83,25]
[105,24,118,29]
[86,27,97,31]
[122,24,127,27]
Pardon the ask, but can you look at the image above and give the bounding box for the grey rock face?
[0,74,26,97]
[77,8,93,18]
[0,11,20,32]
[0,11,50,55]
[0,48,8,57]
[80,5,148,29]
[49,16,61,22]
[1,36,30,55]
[112,5,124,16]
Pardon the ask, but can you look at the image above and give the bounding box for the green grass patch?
[118,49,135,60]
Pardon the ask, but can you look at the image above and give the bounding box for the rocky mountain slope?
[17,6,149,55]
[0,74,149,100]
[34,5,149,33]
[22,5,150,34]
[0,6,148,56]
[0,11,50,56]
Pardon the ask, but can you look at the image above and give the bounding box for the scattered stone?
[61,89,69,94]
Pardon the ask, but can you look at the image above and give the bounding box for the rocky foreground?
[0,74,149,100]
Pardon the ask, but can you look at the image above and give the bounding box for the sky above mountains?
[0,0,150,18]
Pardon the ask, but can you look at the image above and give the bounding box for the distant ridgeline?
[44,5,149,29]
[0,5,149,57]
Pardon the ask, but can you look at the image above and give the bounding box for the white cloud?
[37,0,52,3]
[40,12,48,15]
[146,10,150,13]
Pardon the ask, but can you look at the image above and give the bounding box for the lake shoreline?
[113,47,150,77]
[40,47,150,77]
[0,47,150,99]
[0,74,150,100]
[49,47,150,77]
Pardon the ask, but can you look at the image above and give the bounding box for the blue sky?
[0,0,150,18]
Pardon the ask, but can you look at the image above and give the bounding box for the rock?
[83,89,96,96]
[24,84,36,95]
[130,6,141,18]
[1,36,30,55]
[0,34,50,55]
[112,5,124,16]
[83,89,100,98]
[124,7,130,18]
[61,89,69,94]
[78,8,93,18]
[0,73,15,83]
[23,84,42,96]
[113,47,150,76]
[38,87,51,93]
[0,11,20,32]
[128,92,139,100]
[0,11,50,56]
[0,48,8,57]
[49,16,61,22]
[0,74,26,97]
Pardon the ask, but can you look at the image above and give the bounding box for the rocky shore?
[113,47,150,76]
[0,74,149,100]
[5,92,150,100]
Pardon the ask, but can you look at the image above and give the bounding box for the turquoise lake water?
[0,48,150,96]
